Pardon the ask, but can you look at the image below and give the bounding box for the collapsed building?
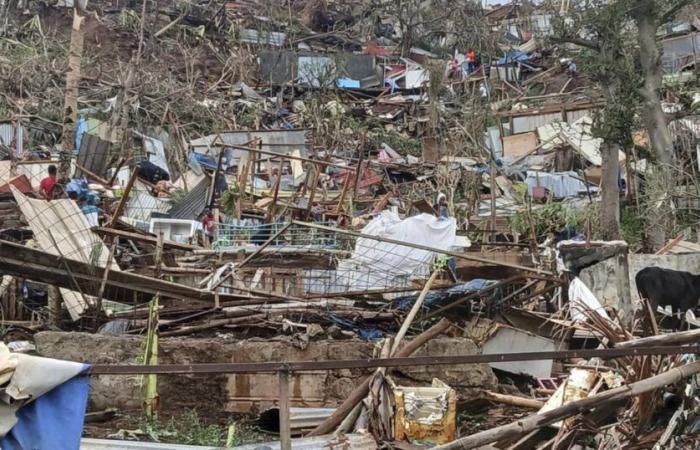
[1,0,700,449]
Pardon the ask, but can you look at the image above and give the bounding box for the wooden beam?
[108,167,139,227]
[0,239,251,305]
[222,144,353,171]
[74,162,111,186]
[92,226,198,251]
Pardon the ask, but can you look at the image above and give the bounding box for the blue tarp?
[191,152,218,170]
[0,364,91,450]
[336,78,361,89]
[496,51,530,66]
[75,117,89,152]
[393,279,496,310]
[328,313,384,340]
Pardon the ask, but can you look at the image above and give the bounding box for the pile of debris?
[1,0,700,448]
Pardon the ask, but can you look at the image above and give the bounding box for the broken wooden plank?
[92,226,198,251]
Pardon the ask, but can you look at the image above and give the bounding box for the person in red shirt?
[39,165,58,201]
[201,208,215,245]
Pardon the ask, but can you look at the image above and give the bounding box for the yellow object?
[393,378,456,444]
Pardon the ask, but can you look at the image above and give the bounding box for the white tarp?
[334,211,457,292]
[568,277,611,322]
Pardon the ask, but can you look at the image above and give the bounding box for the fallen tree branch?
[615,328,700,349]
[484,391,545,410]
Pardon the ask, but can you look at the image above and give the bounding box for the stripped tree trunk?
[633,5,674,251]
[599,141,620,240]
[60,9,85,180]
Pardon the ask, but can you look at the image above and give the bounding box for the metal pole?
[278,367,291,450]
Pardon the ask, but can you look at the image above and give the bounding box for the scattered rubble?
[1,0,700,448]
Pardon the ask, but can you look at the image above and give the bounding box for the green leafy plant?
[219,183,241,217]
[136,410,225,446]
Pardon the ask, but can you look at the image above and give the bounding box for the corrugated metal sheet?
[0,122,25,157]
[168,176,211,220]
[76,134,111,178]
[258,407,335,432]
[662,32,700,72]
[512,112,562,133]
[82,433,377,450]
[258,51,376,86]
[483,325,557,378]
[190,129,311,166]
[12,187,120,320]
[125,181,172,221]
[566,108,592,124]
[240,29,286,46]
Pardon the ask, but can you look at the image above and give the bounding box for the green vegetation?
[136,410,226,446]
[129,410,267,447]
[620,206,643,248]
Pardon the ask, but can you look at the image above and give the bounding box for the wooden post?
[208,147,225,208]
[60,7,85,181]
[335,172,352,214]
[48,285,62,327]
[95,237,119,325]
[74,162,112,186]
[108,158,127,187]
[489,158,497,242]
[237,160,250,220]
[353,154,364,201]
[305,167,320,221]
[390,268,441,355]
[266,159,284,222]
[108,167,139,227]
[279,367,291,450]
[154,232,164,279]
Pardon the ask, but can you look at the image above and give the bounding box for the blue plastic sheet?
[328,313,384,341]
[496,51,530,66]
[0,364,91,450]
[393,279,496,310]
[75,117,89,152]
[337,78,361,89]
[65,178,100,206]
[191,152,218,170]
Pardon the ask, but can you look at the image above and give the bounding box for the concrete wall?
[34,332,497,415]
[579,253,700,315]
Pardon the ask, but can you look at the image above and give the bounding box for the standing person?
[434,192,449,219]
[466,48,477,74]
[39,165,58,201]
[479,82,489,102]
[201,208,215,246]
[449,57,459,79]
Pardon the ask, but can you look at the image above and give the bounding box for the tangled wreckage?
[2,0,700,449]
